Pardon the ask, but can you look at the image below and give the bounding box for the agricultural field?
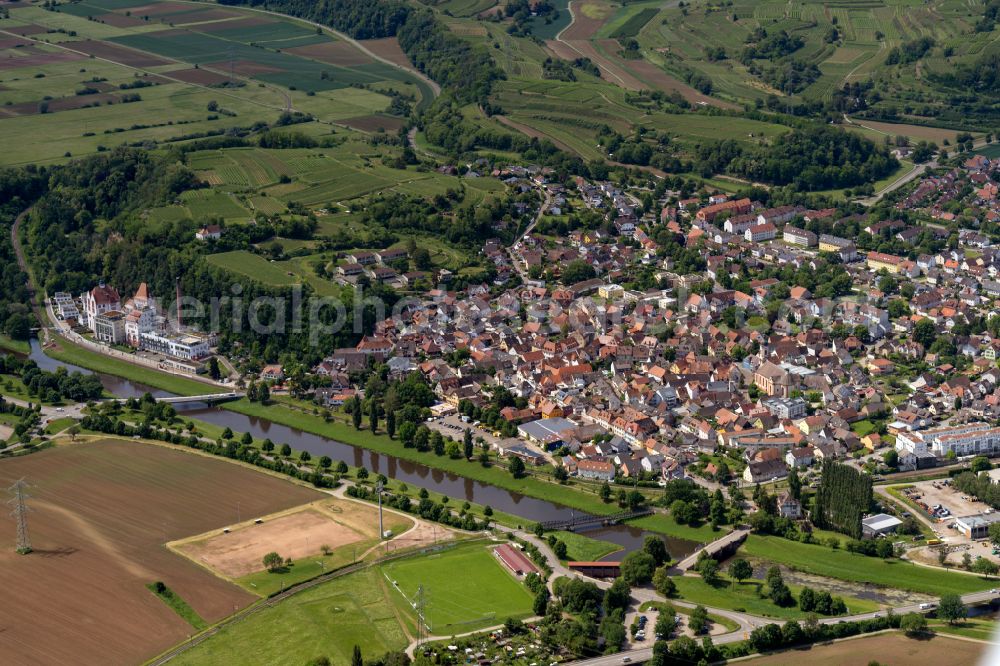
[186,142,486,208]
[207,250,304,286]
[845,117,976,144]
[0,0,432,164]
[492,77,788,162]
[738,631,984,666]
[0,438,326,665]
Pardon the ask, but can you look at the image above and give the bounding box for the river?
[20,338,697,559]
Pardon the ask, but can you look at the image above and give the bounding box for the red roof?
[494,544,539,575]
[90,285,120,306]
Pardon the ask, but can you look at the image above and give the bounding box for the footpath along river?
[20,338,697,560]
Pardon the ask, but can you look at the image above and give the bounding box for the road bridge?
[155,392,243,405]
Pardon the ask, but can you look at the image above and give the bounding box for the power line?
[8,478,32,554]
[376,479,385,544]
[414,584,428,648]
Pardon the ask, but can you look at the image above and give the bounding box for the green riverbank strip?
[46,335,227,396]
[740,535,994,597]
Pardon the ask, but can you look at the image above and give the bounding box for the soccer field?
[381,543,535,634]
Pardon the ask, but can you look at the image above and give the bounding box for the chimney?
[175,277,182,330]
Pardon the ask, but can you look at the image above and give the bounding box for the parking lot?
[907,478,992,526]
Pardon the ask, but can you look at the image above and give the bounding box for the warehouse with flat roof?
[862,513,903,538]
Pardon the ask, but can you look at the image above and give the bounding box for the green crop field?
[180,189,251,221]
[608,6,659,39]
[206,250,301,286]
[381,542,535,633]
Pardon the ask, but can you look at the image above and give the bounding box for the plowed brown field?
[0,439,324,665]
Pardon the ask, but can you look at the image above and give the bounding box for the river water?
[20,339,696,559]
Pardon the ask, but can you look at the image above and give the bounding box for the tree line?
[812,461,873,539]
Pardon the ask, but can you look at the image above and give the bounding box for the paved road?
[846,115,991,205]
[507,187,553,281]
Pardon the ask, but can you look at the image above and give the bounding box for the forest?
[216,0,409,39]
[724,126,898,190]
[0,167,50,342]
[811,461,873,539]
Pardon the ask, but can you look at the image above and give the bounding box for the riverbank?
[0,335,30,355]
[43,335,227,396]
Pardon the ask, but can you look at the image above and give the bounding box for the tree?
[971,455,992,473]
[222,427,233,440]
[883,449,899,470]
[913,318,937,347]
[788,466,801,500]
[812,460,872,539]
[352,397,363,430]
[352,645,363,666]
[599,482,612,502]
[668,635,700,663]
[728,558,753,587]
[207,357,221,380]
[643,536,670,567]
[654,607,678,639]
[386,410,396,439]
[689,605,709,635]
[765,566,794,607]
[280,443,292,456]
[369,399,379,434]
[938,593,967,624]
[799,587,816,612]
[241,432,253,446]
[653,565,676,597]
[695,555,720,585]
[509,456,526,478]
[263,551,283,572]
[463,428,473,459]
[973,557,999,579]
[989,522,1000,550]
[553,540,568,560]
[533,587,550,616]
[258,383,270,404]
[900,612,929,636]
[605,576,631,612]
[620,551,656,586]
